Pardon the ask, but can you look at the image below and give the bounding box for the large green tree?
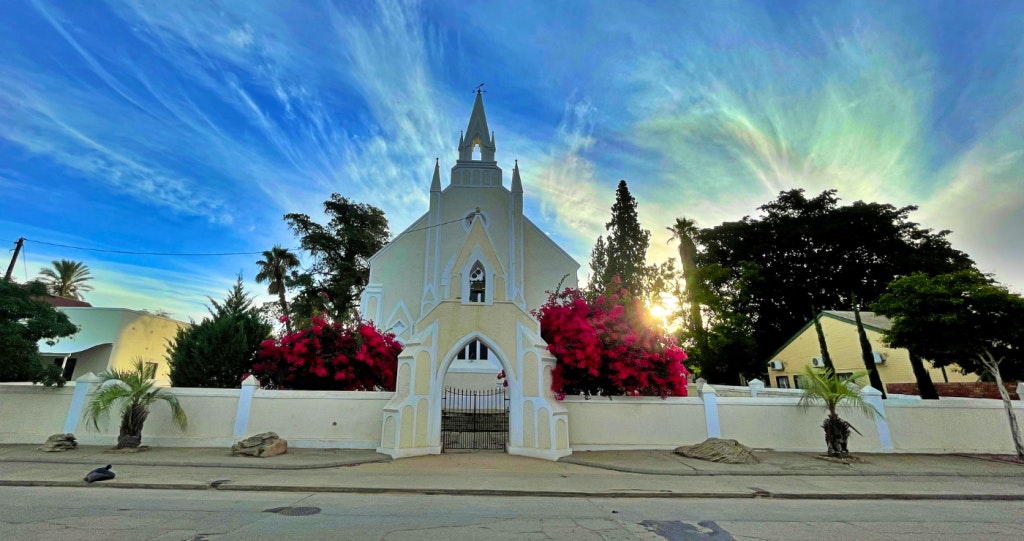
[693,189,974,383]
[871,270,1024,381]
[589,180,651,298]
[284,194,390,323]
[167,277,273,388]
[255,246,300,335]
[38,259,93,300]
[0,280,78,384]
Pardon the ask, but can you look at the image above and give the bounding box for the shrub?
[252,316,401,390]
[534,287,690,399]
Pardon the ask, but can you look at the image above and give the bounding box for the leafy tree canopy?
[167,277,272,388]
[0,280,78,384]
[694,189,974,382]
[872,270,1024,380]
[284,194,389,324]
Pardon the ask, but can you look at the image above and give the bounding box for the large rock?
[39,433,77,452]
[232,432,288,457]
[675,438,760,464]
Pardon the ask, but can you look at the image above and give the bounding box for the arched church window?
[456,339,490,361]
[472,135,482,160]
[469,262,486,302]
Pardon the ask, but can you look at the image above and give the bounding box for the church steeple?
[458,89,496,162]
[430,158,441,192]
[450,88,503,187]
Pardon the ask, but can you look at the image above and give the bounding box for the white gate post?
[748,378,764,398]
[702,384,721,439]
[63,372,101,434]
[861,386,893,451]
[233,375,259,439]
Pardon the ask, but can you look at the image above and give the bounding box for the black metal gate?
[441,387,510,451]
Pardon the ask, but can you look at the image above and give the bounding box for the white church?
[360,91,579,460]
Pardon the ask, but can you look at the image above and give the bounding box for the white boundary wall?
[1,377,1022,455]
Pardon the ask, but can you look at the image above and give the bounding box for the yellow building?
[38,307,189,384]
[362,91,578,460]
[765,310,976,391]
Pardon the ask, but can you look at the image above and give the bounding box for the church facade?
[361,92,578,460]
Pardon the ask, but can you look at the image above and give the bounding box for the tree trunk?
[822,413,852,458]
[117,402,149,449]
[908,351,939,400]
[278,289,293,336]
[987,360,1024,460]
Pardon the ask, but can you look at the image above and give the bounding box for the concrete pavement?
[0,444,1021,500]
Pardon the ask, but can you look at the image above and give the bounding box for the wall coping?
[559,395,703,405]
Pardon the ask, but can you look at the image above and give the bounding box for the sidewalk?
[1,444,1022,500]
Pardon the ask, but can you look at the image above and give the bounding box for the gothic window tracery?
[455,339,490,362]
[469,262,486,302]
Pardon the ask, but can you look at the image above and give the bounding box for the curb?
[558,458,1024,478]
[2,479,1022,501]
[0,457,391,471]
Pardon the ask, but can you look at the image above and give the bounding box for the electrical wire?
[19,216,470,258]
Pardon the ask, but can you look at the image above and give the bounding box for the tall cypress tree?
[852,293,886,398]
[593,180,650,298]
[811,306,835,371]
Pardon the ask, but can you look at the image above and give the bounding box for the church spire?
[430,158,441,192]
[511,159,522,193]
[458,89,496,162]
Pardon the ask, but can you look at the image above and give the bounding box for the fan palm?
[255,246,301,335]
[85,358,188,449]
[38,259,93,300]
[797,366,881,458]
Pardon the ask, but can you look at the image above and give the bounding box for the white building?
[362,91,579,460]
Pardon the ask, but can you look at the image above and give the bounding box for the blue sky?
[2,0,1022,321]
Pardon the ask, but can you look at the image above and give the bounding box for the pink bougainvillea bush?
[252,316,402,391]
[533,288,689,399]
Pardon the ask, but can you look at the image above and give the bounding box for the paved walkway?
[1,444,1021,500]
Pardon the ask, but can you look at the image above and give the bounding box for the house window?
[793,375,805,389]
[469,262,486,302]
[837,372,854,381]
[775,376,791,389]
[456,340,489,362]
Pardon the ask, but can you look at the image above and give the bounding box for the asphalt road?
[2,487,1023,540]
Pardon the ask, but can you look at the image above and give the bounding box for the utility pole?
[4,237,25,282]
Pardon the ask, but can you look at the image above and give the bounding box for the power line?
[25,239,269,256]
[19,216,470,258]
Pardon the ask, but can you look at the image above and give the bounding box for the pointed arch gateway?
[369,89,576,461]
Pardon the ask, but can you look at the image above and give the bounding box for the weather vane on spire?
[474,82,486,94]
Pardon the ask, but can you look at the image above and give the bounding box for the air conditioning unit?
[768,360,784,371]
[873,352,886,365]
[811,357,825,368]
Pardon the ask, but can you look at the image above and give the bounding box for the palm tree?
[667,218,707,352]
[256,246,300,335]
[38,259,93,300]
[85,358,188,449]
[797,366,881,458]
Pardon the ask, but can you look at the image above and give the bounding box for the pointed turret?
[458,90,496,162]
[430,158,441,192]
[511,159,523,193]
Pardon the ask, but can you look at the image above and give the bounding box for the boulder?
[675,438,760,464]
[39,433,77,452]
[232,432,288,457]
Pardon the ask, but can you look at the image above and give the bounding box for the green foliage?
[797,366,881,457]
[255,246,300,335]
[797,366,878,418]
[167,277,272,388]
[852,295,885,397]
[811,308,835,371]
[693,189,974,382]
[0,280,77,385]
[589,180,652,299]
[284,194,390,324]
[38,259,93,300]
[86,358,187,448]
[872,270,1024,380]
